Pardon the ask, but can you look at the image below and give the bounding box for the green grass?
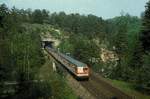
[36,55,78,99]
[108,79,150,99]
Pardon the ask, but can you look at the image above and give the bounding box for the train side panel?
[45,47,76,74]
[45,47,89,79]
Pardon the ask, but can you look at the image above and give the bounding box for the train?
[45,46,90,79]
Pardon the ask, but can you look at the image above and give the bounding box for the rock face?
[99,48,119,77]
[100,48,119,63]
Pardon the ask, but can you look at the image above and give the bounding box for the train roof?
[60,53,87,67]
[45,47,87,67]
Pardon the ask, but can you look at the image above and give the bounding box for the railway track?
[54,60,134,99]
[80,80,109,99]
[45,49,133,99]
[80,72,133,99]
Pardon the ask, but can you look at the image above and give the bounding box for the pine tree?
[141,1,150,52]
[139,0,150,87]
[111,16,129,79]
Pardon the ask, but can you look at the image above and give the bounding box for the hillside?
[0,3,150,99]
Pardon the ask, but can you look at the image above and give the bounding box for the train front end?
[75,65,90,79]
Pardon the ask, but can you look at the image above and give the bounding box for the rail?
[45,47,134,99]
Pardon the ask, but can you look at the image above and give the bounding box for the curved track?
[80,72,133,99]
[45,49,133,99]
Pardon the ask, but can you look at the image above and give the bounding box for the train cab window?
[83,68,88,72]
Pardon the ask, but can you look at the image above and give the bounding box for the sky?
[0,0,149,19]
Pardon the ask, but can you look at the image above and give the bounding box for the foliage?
[32,9,49,24]
[141,1,150,51]
[139,0,150,87]
[138,53,150,86]
[109,79,150,99]
[37,59,77,99]
[0,4,78,99]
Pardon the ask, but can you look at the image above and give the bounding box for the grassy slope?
[36,51,77,99]
[108,79,150,99]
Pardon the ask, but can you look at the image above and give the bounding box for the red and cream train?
[45,46,90,79]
